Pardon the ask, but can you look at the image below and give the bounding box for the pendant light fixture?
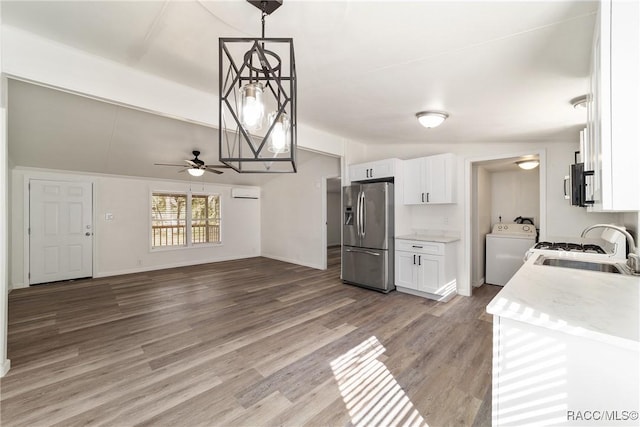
[219,0,296,173]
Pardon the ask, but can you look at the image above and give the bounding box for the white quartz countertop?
[487,253,640,350]
[396,234,460,243]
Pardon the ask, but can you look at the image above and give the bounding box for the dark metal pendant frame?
[219,35,296,173]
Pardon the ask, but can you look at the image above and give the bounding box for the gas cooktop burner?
[534,241,606,254]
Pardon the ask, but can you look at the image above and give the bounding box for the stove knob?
[523,225,530,232]
[504,225,508,230]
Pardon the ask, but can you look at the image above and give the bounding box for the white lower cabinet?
[395,239,457,300]
[492,316,639,426]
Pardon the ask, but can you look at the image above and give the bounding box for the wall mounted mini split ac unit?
[231,188,260,199]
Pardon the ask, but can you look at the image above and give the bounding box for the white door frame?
[463,149,546,296]
[23,171,96,286]
[321,174,342,270]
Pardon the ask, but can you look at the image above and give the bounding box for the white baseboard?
[93,254,259,279]
[0,359,11,377]
[11,282,27,290]
[396,286,457,302]
[261,253,323,270]
[472,277,485,288]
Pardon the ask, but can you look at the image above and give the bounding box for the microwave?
[564,151,594,207]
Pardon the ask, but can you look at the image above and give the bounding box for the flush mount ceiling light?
[219,0,296,173]
[516,160,540,170]
[416,111,449,128]
[571,95,588,109]
[187,168,205,177]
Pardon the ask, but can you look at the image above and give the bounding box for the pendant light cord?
[261,2,267,38]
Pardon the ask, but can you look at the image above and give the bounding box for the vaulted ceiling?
[3,0,595,181]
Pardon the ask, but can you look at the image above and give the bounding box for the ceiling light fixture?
[516,160,540,170]
[416,111,449,128]
[187,168,205,177]
[219,0,296,173]
[571,95,588,109]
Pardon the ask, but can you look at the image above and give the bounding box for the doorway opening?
[324,176,342,271]
[466,151,546,294]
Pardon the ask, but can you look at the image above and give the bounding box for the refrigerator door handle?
[345,248,381,256]
[356,191,362,238]
[361,191,366,238]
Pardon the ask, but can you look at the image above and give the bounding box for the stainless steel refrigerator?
[342,182,394,293]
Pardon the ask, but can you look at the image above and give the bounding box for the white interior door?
[29,179,93,285]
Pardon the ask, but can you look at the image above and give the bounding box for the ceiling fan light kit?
[416,111,449,128]
[219,0,297,173]
[188,168,205,177]
[155,150,229,176]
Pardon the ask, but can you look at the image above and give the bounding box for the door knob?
[85,232,92,236]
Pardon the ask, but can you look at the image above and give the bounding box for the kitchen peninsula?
[487,253,640,426]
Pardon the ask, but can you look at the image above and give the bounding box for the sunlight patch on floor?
[330,336,428,427]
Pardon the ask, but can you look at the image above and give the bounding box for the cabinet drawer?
[396,240,444,255]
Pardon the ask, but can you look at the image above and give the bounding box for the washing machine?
[485,223,537,286]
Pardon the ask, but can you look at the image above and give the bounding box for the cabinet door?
[349,160,395,182]
[349,164,369,182]
[370,161,394,180]
[395,251,418,289]
[417,254,441,293]
[425,153,455,204]
[403,158,424,205]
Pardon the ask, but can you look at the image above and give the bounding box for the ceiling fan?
[155,150,231,176]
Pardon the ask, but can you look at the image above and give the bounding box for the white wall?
[490,168,539,226]
[3,26,347,159]
[327,191,341,247]
[0,0,11,376]
[261,151,340,269]
[472,165,492,286]
[10,168,261,288]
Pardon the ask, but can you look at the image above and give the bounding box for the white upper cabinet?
[349,158,398,182]
[403,153,456,205]
[586,0,640,211]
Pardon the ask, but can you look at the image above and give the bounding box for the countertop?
[487,252,640,350]
[396,234,460,243]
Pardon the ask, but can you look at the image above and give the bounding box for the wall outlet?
[136,259,142,266]
[105,212,114,221]
[443,217,449,225]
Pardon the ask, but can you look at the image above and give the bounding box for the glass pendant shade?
[239,83,264,130]
[188,168,205,177]
[268,112,291,153]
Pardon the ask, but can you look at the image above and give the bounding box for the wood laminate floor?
[1,248,500,426]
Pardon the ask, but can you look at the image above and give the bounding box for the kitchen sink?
[534,256,626,274]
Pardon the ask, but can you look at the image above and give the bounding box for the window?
[151,192,221,249]
[191,195,221,244]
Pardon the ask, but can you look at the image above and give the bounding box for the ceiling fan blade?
[205,167,224,175]
[207,164,233,169]
[155,163,187,167]
[185,160,198,167]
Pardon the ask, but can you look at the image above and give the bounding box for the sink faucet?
[581,224,639,274]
